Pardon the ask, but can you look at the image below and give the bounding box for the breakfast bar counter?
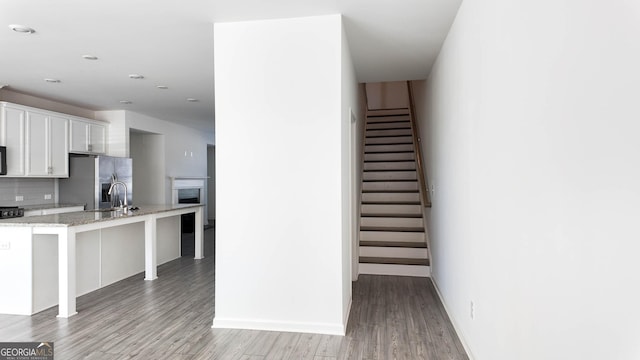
[0,204,204,318]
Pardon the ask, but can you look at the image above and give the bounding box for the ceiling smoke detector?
[44,78,61,83]
[119,100,132,104]
[156,85,169,90]
[128,74,144,80]
[9,24,35,33]
[186,98,199,102]
[82,55,98,60]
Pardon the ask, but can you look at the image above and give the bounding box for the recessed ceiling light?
[82,55,98,60]
[129,74,144,79]
[187,98,199,102]
[44,78,60,83]
[9,24,35,33]
[156,85,169,90]
[119,100,132,104]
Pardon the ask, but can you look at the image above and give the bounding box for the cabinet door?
[70,120,89,152]
[49,115,69,177]
[26,112,48,176]
[0,106,26,176]
[26,112,69,177]
[89,123,106,154]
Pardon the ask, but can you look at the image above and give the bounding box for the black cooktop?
[0,206,24,219]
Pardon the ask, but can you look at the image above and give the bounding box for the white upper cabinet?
[25,111,69,177]
[1,101,108,178]
[0,104,26,176]
[70,119,106,154]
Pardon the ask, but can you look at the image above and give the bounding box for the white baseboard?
[212,317,346,336]
[430,275,475,360]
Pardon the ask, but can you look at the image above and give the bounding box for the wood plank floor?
[0,228,468,359]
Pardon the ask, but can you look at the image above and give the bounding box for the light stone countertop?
[0,204,203,227]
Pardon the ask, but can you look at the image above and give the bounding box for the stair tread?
[365,142,414,146]
[362,179,417,183]
[360,225,425,232]
[362,189,419,193]
[361,213,422,218]
[364,150,415,154]
[362,201,422,205]
[365,130,413,139]
[363,168,416,172]
[364,159,415,163]
[359,257,430,266]
[366,125,411,130]
[360,240,428,248]
[366,134,413,138]
[367,112,409,117]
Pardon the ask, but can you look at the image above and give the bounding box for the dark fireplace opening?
[178,188,200,257]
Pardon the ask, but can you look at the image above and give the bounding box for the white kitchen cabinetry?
[70,119,106,154]
[25,111,69,177]
[0,104,26,176]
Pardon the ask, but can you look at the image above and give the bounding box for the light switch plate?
[15,195,24,202]
[0,241,10,250]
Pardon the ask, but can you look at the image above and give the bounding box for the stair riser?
[360,217,423,228]
[364,153,415,162]
[366,116,411,124]
[366,122,411,130]
[361,192,420,203]
[365,136,413,145]
[368,109,409,116]
[364,162,416,171]
[359,247,428,259]
[361,204,422,214]
[365,144,414,153]
[366,129,413,137]
[362,182,418,191]
[359,263,430,277]
[363,171,417,181]
[367,108,409,117]
[360,231,425,242]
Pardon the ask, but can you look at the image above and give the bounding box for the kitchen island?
[0,204,204,318]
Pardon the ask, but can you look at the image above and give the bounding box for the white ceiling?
[0,0,461,134]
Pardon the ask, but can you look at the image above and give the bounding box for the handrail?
[406,81,432,207]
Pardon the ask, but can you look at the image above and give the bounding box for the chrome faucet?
[108,181,128,213]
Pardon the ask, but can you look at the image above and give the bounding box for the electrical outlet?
[44,194,52,200]
[15,195,24,202]
[0,241,10,250]
[470,301,475,320]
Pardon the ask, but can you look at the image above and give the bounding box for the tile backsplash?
[0,178,55,206]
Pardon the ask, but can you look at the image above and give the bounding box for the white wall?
[207,145,215,221]
[365,81,409,110]
[96,110,128,157]
[130,132,165,205]
[340,22,361,315]
[416,0,640,359]
[213,14,352,335]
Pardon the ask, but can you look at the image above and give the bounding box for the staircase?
[359,108,430,277]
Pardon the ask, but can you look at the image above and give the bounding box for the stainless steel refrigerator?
[59,155,133,210]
